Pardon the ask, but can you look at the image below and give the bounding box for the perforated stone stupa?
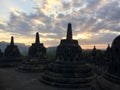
[97,35,120,90]
[0,36,21,67]
[40,23,95,88]
[18,32,48,72]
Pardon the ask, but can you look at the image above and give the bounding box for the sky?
[0,0,120,49]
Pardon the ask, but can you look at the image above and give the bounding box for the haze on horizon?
[0,0,120,49]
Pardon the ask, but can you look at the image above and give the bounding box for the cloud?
[92,1,120,32]
[0,0,120,49]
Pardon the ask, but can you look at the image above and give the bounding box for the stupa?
[90,46,97,64]
[104,44,112,61]
[40,23,95,88]
[18,32,48,72]
[97,35,120,90]
[104,44,112,68]
[0,36,21,67]
[91,46,97,56]
[105,44,111,54]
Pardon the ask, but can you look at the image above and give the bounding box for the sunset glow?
[0,0,120,49]
[73,33,92,40]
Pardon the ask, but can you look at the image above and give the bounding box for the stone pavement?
[0,68,90,90]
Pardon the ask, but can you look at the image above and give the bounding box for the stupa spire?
[35,32,40,44]
[66,23,72,40]
[10,36,14,46]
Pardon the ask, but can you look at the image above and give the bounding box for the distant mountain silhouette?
[47,46,57,53]
[0,41,57,56]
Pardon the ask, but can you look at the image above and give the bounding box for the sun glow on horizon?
[81,44,108,50]
[73,33,92,40]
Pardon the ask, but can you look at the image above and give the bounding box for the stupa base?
[40,77,93,88]
[97,73,120,90]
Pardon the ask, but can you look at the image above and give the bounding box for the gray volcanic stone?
[40,23,95,88]
[97,35,120,90]
[18,32,48,72]
[0,36,22,67]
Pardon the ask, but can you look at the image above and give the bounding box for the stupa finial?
[10,36,14,45]
[35,32,40,44]
[66,23,72,40]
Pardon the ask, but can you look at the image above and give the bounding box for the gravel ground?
[0,68,93,90]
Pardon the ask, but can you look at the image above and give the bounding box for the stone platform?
[0,68,94,90]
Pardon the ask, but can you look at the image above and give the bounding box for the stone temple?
[0,36,21,67]
[40,23,95,88]
[97,35,120,90]
[18,32,48,72]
